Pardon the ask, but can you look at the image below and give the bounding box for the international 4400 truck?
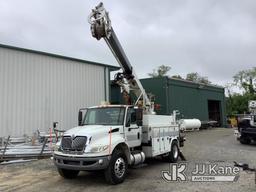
[53,3,199,184]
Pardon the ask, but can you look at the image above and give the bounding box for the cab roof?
[88,104,133,109]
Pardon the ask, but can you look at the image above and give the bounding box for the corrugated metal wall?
[167,78,226,126]
[0,46,107,137]
[111,77,226,126]
[140,77,226,126]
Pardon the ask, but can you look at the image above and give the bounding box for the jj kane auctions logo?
[162,163,240,182]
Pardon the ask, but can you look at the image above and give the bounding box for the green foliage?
[226,67,256,116]
[226,93,256,115]
[148,67,211,85]
[186,72,211,84]
[171,75,183,79]
[148,65,171,78]
[233,67,256,94]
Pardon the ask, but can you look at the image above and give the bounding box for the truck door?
[125,107,142,147]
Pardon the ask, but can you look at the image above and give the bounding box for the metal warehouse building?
[0,44,118,137]
[111,77,226,127]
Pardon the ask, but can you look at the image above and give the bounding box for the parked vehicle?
[235,100,256,144]
[53,3,195,184]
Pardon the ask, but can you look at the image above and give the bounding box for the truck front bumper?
[53,154,111,171]
[241,128,256,139]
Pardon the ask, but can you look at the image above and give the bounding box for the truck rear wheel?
[104,149,128,185]
[58,168,79,179]
[165,141,179,163]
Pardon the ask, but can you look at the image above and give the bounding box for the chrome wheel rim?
[114,157,125,178]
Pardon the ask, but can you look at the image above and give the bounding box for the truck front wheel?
[104,149,128,184]
[58,168,79,179]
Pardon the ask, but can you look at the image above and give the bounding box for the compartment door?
[160,128,165,152]
[152,128,160,155]
[164,127,171,152]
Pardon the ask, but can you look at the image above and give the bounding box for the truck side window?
[127,108,137,125]
[131,111,136,124]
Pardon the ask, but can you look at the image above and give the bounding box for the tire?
[240,137,251,145]
[165,140,179,163]
[104,149,128,185]
[58,168,79,179]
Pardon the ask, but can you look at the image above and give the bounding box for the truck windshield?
[82,107,125,126]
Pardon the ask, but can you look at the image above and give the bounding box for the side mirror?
[136,108,143,126]
[78,111,83,126]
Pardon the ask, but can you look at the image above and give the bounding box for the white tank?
[179,119,201,130]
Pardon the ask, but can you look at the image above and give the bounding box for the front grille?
[61,136,72,150]
[61,136,87,151]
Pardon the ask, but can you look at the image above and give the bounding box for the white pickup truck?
[54,105,185,184]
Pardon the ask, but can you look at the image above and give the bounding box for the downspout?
[165,77,169,114]
[222,88,226,127]
[108,68,111,103]
[104,67,107,101]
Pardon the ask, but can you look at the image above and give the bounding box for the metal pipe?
[1,136,10,160]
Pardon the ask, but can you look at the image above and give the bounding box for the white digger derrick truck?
[53,2,186,184]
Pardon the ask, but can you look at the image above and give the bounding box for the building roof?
[168,77,224,89]
[0,43,120,71]
[141,76,224,91]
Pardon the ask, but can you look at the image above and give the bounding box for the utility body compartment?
[142,115,180,157]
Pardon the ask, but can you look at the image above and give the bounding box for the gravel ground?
[0,128,255,192]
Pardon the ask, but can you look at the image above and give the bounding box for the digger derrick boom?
[88,2,154,114]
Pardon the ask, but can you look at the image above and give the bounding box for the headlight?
[90,145,109,153]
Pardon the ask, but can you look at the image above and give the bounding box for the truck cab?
[54,105,182,184]
[54,3,185,184]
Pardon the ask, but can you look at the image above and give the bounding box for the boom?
[88,2,154,114]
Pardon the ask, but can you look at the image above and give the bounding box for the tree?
[226,67,256,116]
[171,75,183,80]
[226,93,256,115]
[233,67,256,94]
[186,72,211,84]
[148,65,171,78]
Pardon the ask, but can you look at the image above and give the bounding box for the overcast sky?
[0,0,255,88]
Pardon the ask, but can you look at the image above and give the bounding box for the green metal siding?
[140,78,168,114]
[111,83,124,104]
[140,77,226,127]
[110,77,226,127]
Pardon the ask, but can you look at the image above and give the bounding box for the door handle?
[128,127,139,131]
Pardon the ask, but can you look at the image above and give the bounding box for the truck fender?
[111,142,131,164]
[169,136,179,148]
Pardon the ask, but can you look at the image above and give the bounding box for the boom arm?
[88,2,154,114]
